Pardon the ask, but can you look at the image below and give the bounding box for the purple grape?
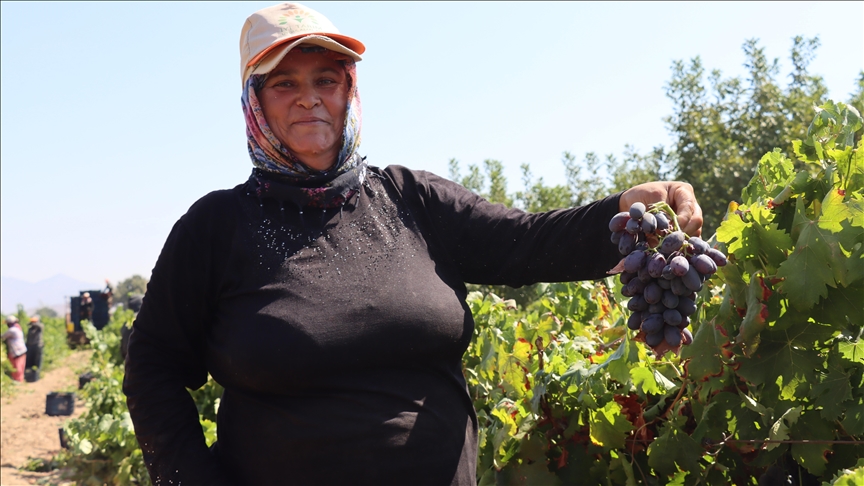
[664,325,683,347]
[655,212,670,232]
[647,253,667,278]
[635,241,650,252]
[642,314,665,334]
[619,271,636,285]
[661,265,676,280]
[627,295,648,312]
[648,302,666,314]
[619,232,636,255]
[611,230,623,244]
[629,202,646,220]
[670,255,690,277]
[688,236,709,254]
[706,248,728,267]
[657,278,672,290]
[641,212,657,234]
[678,316,691,329]
[625,218,641,235]
[609,212,631,232]
[682,328,693,345]
[691,254,717,275]
[671,277,690,296]
[637,266,652,282]
[643,282,663,304]
[662,290,679,309]
[627,312,643,330]
[663,309,683,326]
[677,297,696,316]
[660,231,686,255]
[645,331,664,347]
[682,265,703,292]
[621,285,634,298]
[626,277,647,295]
[623,250,647,273]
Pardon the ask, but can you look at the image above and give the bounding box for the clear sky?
[1,1,862,286]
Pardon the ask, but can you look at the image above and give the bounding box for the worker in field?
[2,315,27,382]
[79,292,94,323]
[26,314,45,375]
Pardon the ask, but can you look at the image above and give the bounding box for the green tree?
[113,275,149,309]
[34,306,58,319]
[665,37,831,234]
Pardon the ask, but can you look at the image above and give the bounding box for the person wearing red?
[2,315,28,382]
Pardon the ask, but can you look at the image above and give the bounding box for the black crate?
[46,392,75,416]
[78,372,95,389]
[24,368,39,383]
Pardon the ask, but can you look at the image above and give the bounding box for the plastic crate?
[46,392,76,416]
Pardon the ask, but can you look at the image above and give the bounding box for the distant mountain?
[1,274,101,315]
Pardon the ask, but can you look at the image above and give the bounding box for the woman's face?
[258,49,349,172]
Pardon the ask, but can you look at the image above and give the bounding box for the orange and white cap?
[240,2,365,86]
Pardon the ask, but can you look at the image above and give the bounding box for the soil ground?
[1,350,92,486]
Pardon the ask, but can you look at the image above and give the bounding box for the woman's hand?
[620,181,703,236]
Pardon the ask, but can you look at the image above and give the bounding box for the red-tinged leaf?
[736,276,772,356]
[607,258,626,275]
[758,276,773,301]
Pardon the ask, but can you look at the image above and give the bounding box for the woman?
[2,315,27,382]
[124,3,703,485]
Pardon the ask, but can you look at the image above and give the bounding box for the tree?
[34,306,58,319]
[113,275,149,309]
[664,36,838,234]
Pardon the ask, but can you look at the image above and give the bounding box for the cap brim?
[244,34,364,85]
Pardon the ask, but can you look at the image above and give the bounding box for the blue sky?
[1,1,862,286]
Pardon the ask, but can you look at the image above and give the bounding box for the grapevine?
[608,202,727,354]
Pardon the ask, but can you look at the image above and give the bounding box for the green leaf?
[736,325,825,389]
[646,415,702,476]
[766,406,802,452]
[841,401,864,436]
[736,276,772,355]
[828,462,864,486]
[777,219,838,311]
[588,400,634,451]
[681,317,724,382]
[789,411,834,477]
[630,365,661,396]
[810,365,854,421]
[839,340,864,362]
[496,462,562,486]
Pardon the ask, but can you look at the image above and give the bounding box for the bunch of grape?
[609,202,728,351]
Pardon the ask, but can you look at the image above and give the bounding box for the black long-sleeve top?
[123,165,622,485]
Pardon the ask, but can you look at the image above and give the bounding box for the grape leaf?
[790,411,834,477]
[646,415,702,476]
[839,340,864,363]
[741,149,795,203]
[736,326,824,390]
[736,276,773,355]
[496,462,562,486]
[810,365,854,421]
[630,365,661,396]
[716,212,748,257]
[766,406,802,452]
[828,463,864,486]
[776,219,838,311]
[811,284,864,329]
[841,401,864,436]
[589,400,634,451]
[681,317,724,382]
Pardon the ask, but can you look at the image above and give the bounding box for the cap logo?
[277,10,321,35]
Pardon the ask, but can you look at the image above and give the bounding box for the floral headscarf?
[242,47,366,208]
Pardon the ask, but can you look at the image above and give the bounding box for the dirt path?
[1,350,93,486]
